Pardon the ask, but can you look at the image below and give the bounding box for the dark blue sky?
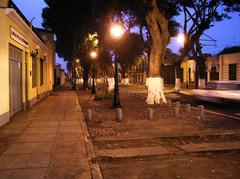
[13,0,240,70]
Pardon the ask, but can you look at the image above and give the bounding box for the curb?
[75,96,103,179]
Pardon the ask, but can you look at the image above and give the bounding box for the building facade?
[218,53,240,81]
[54,64,66,87]
[181,52,240,87]
[0,2,55,127]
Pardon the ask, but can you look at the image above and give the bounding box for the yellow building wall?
[0,8,55,125]
[0,10,9,116]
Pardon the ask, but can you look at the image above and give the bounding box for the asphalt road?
[122,85,240,119]
[166,91,240,119]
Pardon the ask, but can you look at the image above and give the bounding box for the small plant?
[94,93,113,101]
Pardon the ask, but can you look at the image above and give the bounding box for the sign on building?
[10,26,29,48]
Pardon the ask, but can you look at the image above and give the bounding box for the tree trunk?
[145,0,168,104]
[72,67,76,90]
[83,67,89,89]
[175,63,181,91]
[198,57,206,89]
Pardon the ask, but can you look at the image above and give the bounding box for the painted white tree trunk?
[198,79,206,89]
[145,77,167,104]
[121,78,130,85]
[175,78,181,91]
[107,78,114,91]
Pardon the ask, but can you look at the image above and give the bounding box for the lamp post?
[110,23,124,107]
[90,50,97,94]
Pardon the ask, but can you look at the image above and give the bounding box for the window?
[40,59,44,85]
[229,64,237,80]
[32,57,37,88]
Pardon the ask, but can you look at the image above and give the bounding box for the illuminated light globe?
[90,51,97,59]
[177,33,185,46]
[110,24,124,40]
[76,59,80,63]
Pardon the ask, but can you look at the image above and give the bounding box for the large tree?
[42,0,111,89]
[42,0,179,103]
[112,0,179,104]
[117,33,143,85]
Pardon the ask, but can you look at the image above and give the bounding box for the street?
[123,85,240,119]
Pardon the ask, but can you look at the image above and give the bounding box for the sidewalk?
[0,86,92,179]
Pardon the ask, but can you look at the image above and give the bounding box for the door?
[9,45,22,116]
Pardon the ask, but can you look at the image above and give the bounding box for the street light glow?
[90,51,97,59]
[177,33,185,46]
[76,59,80,63]
[110,24,124,40]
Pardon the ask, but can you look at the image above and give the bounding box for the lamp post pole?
[113,42,120,107]
[91,61,96,94]
[90,51,97,94]
[72,62,76,90]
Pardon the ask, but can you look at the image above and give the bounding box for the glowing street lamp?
[110,23,124,107]
[110,24,124,40]
[90,51,97,59]
[90,50,98,94]
[177,33,185,46]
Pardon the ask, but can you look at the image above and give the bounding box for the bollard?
[116,108,122,122]
[86,109,92,121]
[198,105,205,120]
[176,101,181,109]
[172,107,179,118]
[185,104,191,113]
[167,99,172,108]
[147,108,153,120]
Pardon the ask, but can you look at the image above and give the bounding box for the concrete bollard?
[167,99,172,108]
[185,104,191,113]
[86,109,92,121]
[147,108,154,120]
[172,107,179,118]
[176,101,181,109]
[198,105,205,120]
[116,108,122,122]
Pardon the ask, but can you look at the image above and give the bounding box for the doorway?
[9,45,22,116]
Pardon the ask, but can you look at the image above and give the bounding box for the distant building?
[180,52,240,88]
[0,1,55,127]
[128,59,147,84]
[54,64,66,87]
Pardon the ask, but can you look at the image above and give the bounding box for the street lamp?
[90,50,97,94]
[110,23,124,107]
[177,33,185,46]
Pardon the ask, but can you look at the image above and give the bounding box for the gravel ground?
[77,86,240,179]
[77,87,240,141]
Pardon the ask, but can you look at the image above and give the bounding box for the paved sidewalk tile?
[0,168,47,179]
[0,87,92,179]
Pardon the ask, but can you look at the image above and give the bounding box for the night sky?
[13,0,240,71]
